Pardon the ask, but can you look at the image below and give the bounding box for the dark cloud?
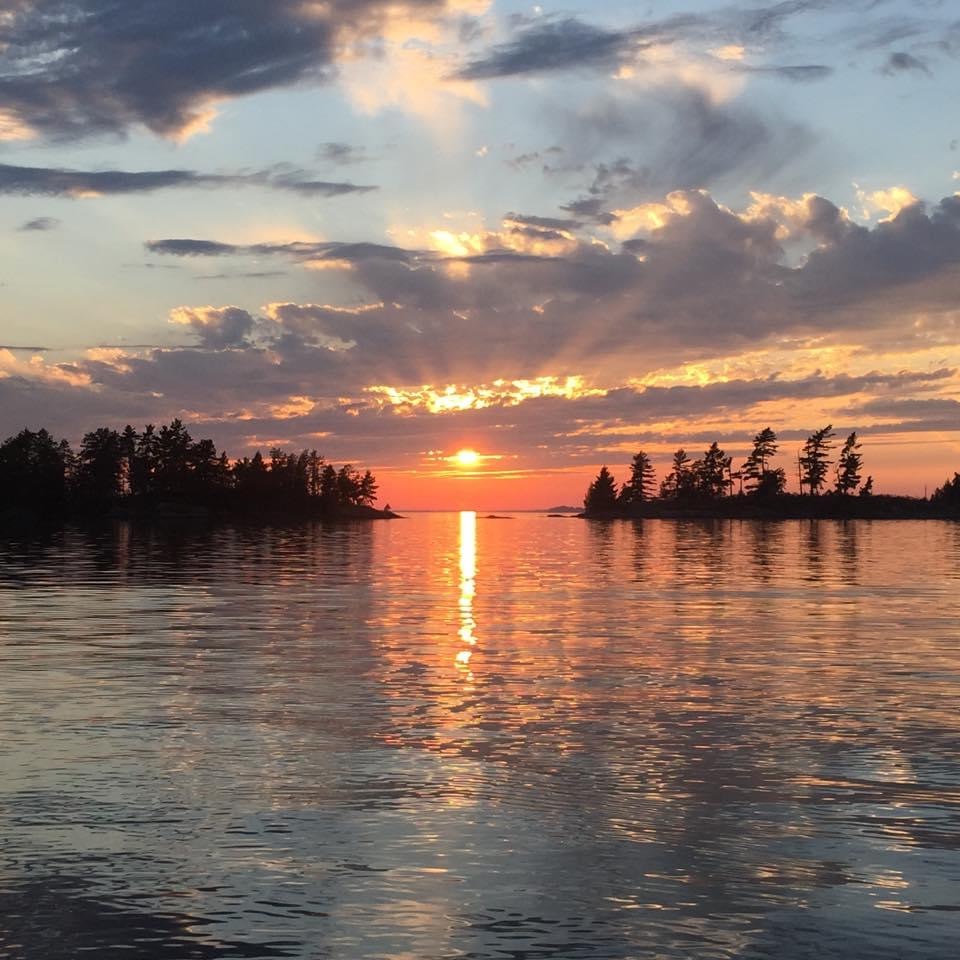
[881,51,931,75]
[0,0,450,139]
[0,162,376,198]
[195,271,288,281]
[142,192,960,374]
[456,18,655,80]
[557,86,814,208]
[846,396,960,420]
[170,306,256,349]
[17,216,60,232]
[263,168,377,197]
[0,344,50,352]
[456,3,880,83]
[856,19,930,51]
[316,142,370,165]
[736,64,833,81]
[504,212,583,231]
[733,0,831,43]
[146,239,241,257]
[146,236,555,268]
[561,197,618,226]
[796,196,960,304]
[506,146,565,171]
[145,239,413,263]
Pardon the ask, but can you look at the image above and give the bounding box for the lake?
[1,515,958,959]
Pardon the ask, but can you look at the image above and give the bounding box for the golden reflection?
[457,510,477,673]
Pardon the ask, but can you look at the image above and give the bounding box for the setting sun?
[454,448,480,468]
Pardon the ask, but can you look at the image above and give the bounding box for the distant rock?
[544,505,580,513]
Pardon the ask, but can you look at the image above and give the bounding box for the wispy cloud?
[17,216,61,232]
[0,162,377,198]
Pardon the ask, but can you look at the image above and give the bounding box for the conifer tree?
[618,451,656,504]
[742,427,778,493]
[835,432,863,494]
[697,441,729,498]
[800,424,835,494]
[584,465,618,513]
[359,470,379,505]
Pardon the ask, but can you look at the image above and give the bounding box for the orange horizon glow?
[371,435,960,511]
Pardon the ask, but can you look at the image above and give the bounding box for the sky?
[1,0,959,509]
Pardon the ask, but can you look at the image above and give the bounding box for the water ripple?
[0,517,958,958]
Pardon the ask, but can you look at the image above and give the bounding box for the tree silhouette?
[134,424,159,497]
[155,419,192,496]
[584,465,618,513]
[76,427,124,503]
[931,473,960,508]
[742,427,778,493]
[660,448,693,500]
[835,432,863,494]
[319,463,339,508]
[0,428,71,514]
[754,467,787,498]
[358,470,379,505]
[696,441,729,498]
[618,451,656,505]
[800,424,835,494]
[0,419,385,523]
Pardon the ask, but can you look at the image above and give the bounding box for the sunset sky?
[1,0,959,508]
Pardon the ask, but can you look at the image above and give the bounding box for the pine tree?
[584,465,618,513]
[800,424,835,495]
[618,451,656,504]
[697,441,729,498]
[358,470,379,505]
[77,427,125,502]
[742,427,778,493]
[660,448,694,500]
[835,432,863,494]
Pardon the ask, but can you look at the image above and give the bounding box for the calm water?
[1,515,958,959]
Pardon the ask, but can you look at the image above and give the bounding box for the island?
[0,419,400,530]
[580,428,960,521]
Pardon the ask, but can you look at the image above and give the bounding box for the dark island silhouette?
[581,426,960,520]
[0,419,399,530]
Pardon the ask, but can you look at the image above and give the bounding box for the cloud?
[556,86,814,210]
[456,17,657,80]
[504,212,584,232]
[881,52,931,75]
[454,3,871,83]
[195,271,288,281]
[168,306,256,349]
[0,0,457,140]
[141,190,960,375]
[70,187,960,466]
[0,162,376,198]
[17,216,60,232]
[146,233,565,267]
[317,142,370,165]
[736,64,833,81]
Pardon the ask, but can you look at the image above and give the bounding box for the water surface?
[1,515,958,958]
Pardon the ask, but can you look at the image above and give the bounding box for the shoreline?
[579,493,958,522]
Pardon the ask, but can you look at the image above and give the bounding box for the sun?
[454,448,480,467]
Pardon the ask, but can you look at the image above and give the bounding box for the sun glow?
[455,449,480,468]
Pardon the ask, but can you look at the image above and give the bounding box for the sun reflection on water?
[456,510,477,673]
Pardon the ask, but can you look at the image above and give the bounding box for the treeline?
[585,425,960,518]
[0,419,383,523]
